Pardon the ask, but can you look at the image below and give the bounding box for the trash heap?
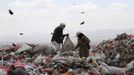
[0,33,133,75]
[94,33,134,74]
[95,33,134,67]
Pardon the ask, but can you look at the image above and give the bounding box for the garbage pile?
[94,33,134,74]
[0,33,133,75]
[95,33,134,67]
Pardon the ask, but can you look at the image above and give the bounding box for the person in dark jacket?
[51,23,68,51]
[74,32,90,58]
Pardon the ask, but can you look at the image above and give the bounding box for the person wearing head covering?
[74,32,90,58]
[51,23,69,51]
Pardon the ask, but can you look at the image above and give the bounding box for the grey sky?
[0,0,134,37]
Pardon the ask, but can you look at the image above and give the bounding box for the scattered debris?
[0,33,133,75]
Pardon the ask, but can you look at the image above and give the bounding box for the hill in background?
[0,29,134,45]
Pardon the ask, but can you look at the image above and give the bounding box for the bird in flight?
[9,9,14,15]
[81,12,85,14]
[19,33,23,35]
[80,21,85,25]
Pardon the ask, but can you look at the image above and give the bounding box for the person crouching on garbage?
[51,23,69,51]
[73,32,90,58]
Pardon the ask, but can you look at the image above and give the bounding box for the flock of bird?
[8,6,86,36]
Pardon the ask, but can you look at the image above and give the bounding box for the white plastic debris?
[16,44,32,53]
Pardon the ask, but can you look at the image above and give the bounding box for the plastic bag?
[127,61,134,70]
[0,69,7,75]
[62,36,74,51]
[34,54,43,64]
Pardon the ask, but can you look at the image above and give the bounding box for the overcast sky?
[0,0,134,37]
